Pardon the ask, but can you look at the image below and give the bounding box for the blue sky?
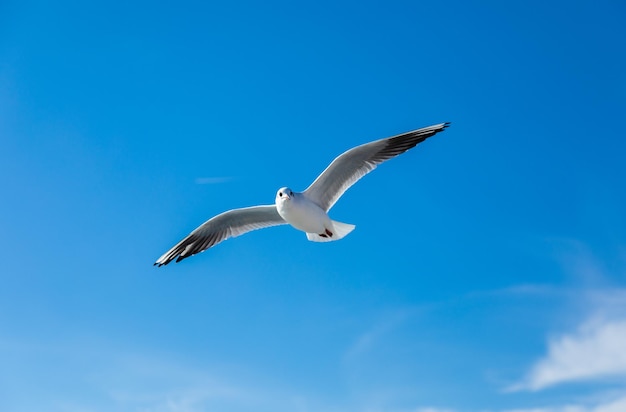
[1,0,625,411]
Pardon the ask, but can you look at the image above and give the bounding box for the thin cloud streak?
[194,176,234,185]
[415,407,457,412]
[343,308,414,362]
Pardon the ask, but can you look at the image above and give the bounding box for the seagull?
[154,122,449,266]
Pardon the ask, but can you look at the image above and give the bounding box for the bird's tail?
[306,220,356,243]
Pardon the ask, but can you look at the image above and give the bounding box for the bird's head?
[276,187,294,204]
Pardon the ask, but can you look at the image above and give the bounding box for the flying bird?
[154,122,449,266]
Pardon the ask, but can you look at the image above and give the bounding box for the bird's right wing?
[154,205,286,266]
[303,123,449,211]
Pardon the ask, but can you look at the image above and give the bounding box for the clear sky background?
[1,1,625,411]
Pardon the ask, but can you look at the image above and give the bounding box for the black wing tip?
[153,253,188,267]
[154,252,181,267]
[417,121,450,138]
[428,122,450,133]
[154,251,175,267]
[395,122,450,139]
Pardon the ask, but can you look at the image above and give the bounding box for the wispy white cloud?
[497,239,626,412]
[508,237,626,394]
[509,317,626,392]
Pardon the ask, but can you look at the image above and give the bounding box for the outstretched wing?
[303,123,449,211]
[154,205,286,266]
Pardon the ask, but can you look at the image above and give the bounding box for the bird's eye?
[279,192,282,197]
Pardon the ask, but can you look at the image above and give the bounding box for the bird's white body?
[274,187,355,242]
[276,189,329,234]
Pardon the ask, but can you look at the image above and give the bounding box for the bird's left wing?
[154,205,286,266]
[303,123,449,211]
